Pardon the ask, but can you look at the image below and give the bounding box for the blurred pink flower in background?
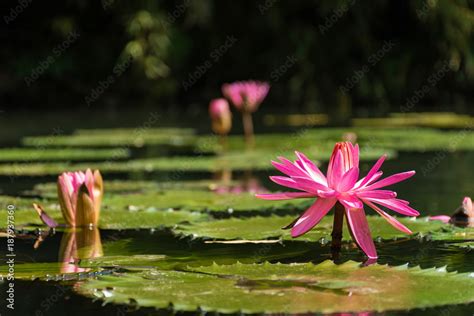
[222,80,270,113]
[221,80,270,147]
[209,98,232,135]
[257,142,419,259]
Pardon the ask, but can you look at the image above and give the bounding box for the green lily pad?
[172,215,446,242]
[0,146,394,176]
[0,148,129,162]
[0,195,209,230]
[103,190,308,214]
[430,225,474,241]
[28,179,230,198]
[73,127,195,136]
[353,112,474,129]
[22,128,196,148]
[449,241,474,249]
[76,260,474,313]
[196,127,474,153]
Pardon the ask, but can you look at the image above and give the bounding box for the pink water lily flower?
[58,169,103,227]
[222,81,270,113]
[222,80,270,147]
[430,197,474,227]
[256,142,420,259]
[209,98,232,135]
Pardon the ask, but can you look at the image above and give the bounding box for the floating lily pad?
[430,226,474,241]
[0,148,129,162]
[172,215,446,242]
[353,112,474,129]
[23,128,196,148]
[28,180,229,198]
[73,127,195,136]
[197,128,474,153]
[0,146,394,176]
[448,241,474,249]
[76,260,474,313]
[103,190,308,214]
[0,195,209,230]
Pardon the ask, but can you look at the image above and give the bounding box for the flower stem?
[242,111,255,148]
[331,202,344,255]
[219,134,228,151]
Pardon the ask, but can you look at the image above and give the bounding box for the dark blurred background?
[1,0,474,123]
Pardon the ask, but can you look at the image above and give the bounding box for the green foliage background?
[3,0,474,115]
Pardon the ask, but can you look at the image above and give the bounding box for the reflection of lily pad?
[172,215,446,242]
[0,148,129,162]
[76,260,474,313]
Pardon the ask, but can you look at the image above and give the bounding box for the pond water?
[1,127,474,315]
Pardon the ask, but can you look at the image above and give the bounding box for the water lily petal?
[93,170,104,212]
[277,157,308,177]
[357,190,397,200]
[364,200,412,234]
[363,171,416,191]
[33,203,59,228]
[294,151,328,185]
[356,155,386,188]
[351,143,360,168]
[345,207,378,259]
[338,167,359,192]
[364,197,420,216]
[57,174,75,227]
[463,197,473,215]
[339,194,364,209]
[291,176,332,193]
[429,215,451,224]
[75,183,99,227]
[291,198,337,237]
[327,150,344,188]
[269,176,302,191]
[256,192,314,200]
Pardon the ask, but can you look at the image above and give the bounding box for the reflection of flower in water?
[211,169,269,195]
[59,228,103,274]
